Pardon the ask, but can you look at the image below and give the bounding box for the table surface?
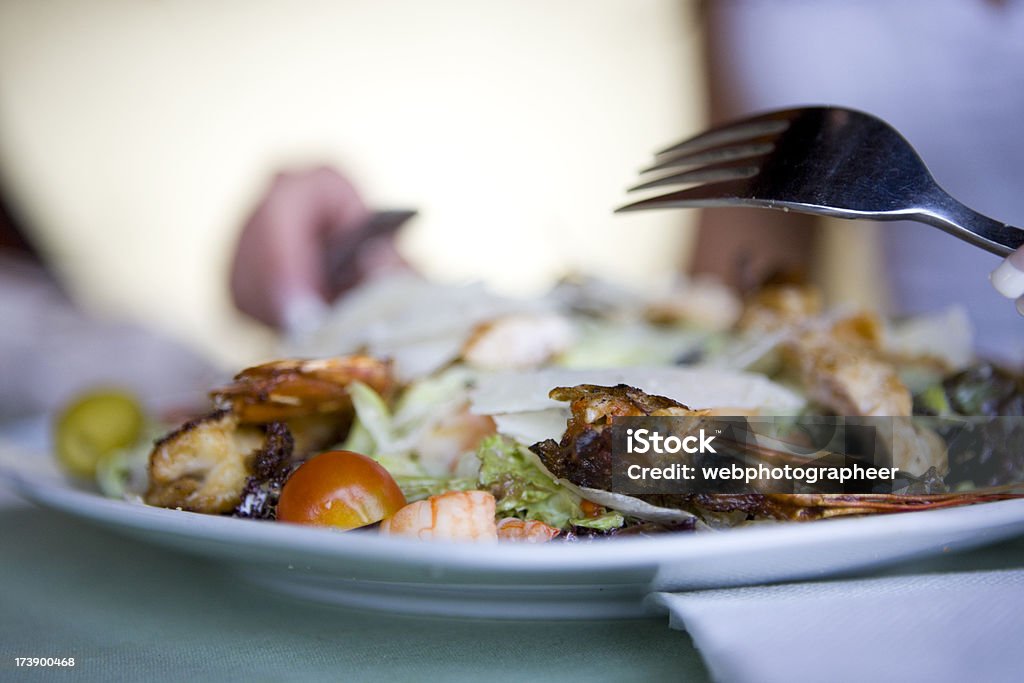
[5,483,1024,683]
[0,485,713,683]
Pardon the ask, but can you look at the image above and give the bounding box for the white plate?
[5,433,1024,620]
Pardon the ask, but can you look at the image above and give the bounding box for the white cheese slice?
[471,366,805,416]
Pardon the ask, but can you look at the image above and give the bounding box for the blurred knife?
[324,209,416,295]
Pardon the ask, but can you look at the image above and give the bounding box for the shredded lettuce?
[345,380,627,530]
[95,431,157,500]
[392,367,474,431]
[343,377,480,495]
[556,319,707,368]
[339,418,375,455]
[477,435,582,529]
[570,510,625,531]
[916,384,952,416]
[344,381,398,452]
[394,475,477,503]
[341,380,425,477]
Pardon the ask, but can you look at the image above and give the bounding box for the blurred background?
[1,0,1022,417]
[0,0,703,366]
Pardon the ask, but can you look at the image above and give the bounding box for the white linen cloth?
[651,569,1024,683]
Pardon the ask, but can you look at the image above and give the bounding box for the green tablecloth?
[0,495,710,682]
[6,486,1024,683]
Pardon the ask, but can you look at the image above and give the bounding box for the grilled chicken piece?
[145,410,344,515]
[530,382,979,523]
[778,322,947,475]
[550,383,699,424]
[737,284,822,332]
[148,355,394,515]
[891,419,948,477]
[531,384,702,490]
[211,355,395,423]
[772,308,911,418]
[791,341,912,417]
[145,410,282,513]
[737,284,910,418]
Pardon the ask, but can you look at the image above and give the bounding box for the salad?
[54,275,1024,542]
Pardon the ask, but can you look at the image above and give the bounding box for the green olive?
[55,390,145,478]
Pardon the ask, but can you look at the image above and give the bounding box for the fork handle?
[917,191,1024,258]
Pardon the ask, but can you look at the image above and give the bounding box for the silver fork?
[617,106,1023,257]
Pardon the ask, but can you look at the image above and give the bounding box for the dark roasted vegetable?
[914,363,1024,488]
[563,517,698,541]
[915,362,1024,417]
[531,383,695,490]
[233,422,296,520]
[536,382,1024,524]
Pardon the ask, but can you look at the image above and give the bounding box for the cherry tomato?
[277,450,406,530]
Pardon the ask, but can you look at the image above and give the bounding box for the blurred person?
[0,167,396,419]
[0,195,214,419]
[692,0,1024,363]
[0,1,698,367]
[230,166,407,333]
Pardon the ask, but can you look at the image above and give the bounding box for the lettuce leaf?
[344,378,482,495]
[477,435,594,529]
[95,440,151,500]
[570,510,625,531]
[344,382,627,530]
[341,380,426,478]
[344,380,397,452]
[394,475,477,503]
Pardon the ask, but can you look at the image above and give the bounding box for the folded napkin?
[649,569,1024,683]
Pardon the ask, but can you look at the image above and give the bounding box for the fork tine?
[641,135,776,174]
[655,114,792,159]
[628,158,762,192]
[615,179,756,213]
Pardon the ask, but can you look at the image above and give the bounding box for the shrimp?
[211,355,395,423]
[414,404,496,477]
[496,518,561,543]
[693,489,1024,521]
[147,355,395,514]
[379,490,498,542]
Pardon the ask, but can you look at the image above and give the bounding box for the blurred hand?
[990,245,1024,316]
[230,167,405,332]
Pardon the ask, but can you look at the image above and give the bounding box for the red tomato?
[277,450,406,529]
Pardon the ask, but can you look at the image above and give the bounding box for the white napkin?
[649,570,1024,683]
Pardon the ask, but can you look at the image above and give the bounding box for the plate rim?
[9,459,1024,573]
